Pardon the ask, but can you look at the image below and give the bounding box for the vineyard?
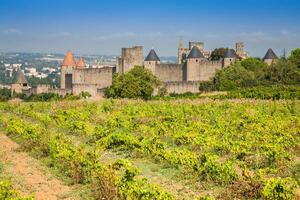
[0,99,299,199]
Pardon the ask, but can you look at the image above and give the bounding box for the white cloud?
[45,32,71,38]
[3,28,22,34]
[93,32,165,41]
[280,29,297,39]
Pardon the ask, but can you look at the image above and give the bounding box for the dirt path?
[0,133,75,200]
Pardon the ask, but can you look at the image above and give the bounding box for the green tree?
[288,48,300,68]
[265,59,300,84]
[210,48,229,61]
[105,66,161,100]
[214,62,257,90]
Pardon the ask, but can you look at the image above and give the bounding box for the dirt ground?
[0,133,76,200]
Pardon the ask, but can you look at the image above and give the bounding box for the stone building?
[116,46,143,73]
[263,48,278,65]
[60,51,113,96]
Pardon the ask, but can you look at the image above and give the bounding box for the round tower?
[263,48,278,65]
[223,49,236,68]
[144,49,160,74]
[186,46,205,81]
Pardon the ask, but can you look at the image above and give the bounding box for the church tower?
[178,38,185,64]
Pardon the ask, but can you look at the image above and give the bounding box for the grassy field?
[0,99,299,199]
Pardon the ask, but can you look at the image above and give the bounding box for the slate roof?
[145,49,160,61]
[263,48,278,60]
[15,70,27,84]
[187,46,205,59]
[224,49,236,58]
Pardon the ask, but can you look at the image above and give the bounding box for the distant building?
[11,70,30,95]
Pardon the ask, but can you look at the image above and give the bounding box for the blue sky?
[0,0,299,57]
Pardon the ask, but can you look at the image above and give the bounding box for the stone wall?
[186,60,222,82]
[72,67,113,96]
[164,81,200,94]
[155,64,183,82]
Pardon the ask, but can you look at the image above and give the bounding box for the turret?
[223,49,236,67]
[186,46,205,81]
[61,51,76,90]
[76,57,86,69]
[144,49,160,74]
[263,48,278,65]
[11,69,28,95]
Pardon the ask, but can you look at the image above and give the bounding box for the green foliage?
[203,51,300,92]
[226,85,300,100]
[210,48,230,61]
[0,88,11,102]
[288,48,300,68]
[214,61,257,90]
[1,99,300,199]
[262,177,297,200]
[265,59,300,84]
[22,93,61,102]
[0,181,33,200]
[105,66,161,100]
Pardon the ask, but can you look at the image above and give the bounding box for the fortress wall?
[199,60,223,81]
[155,64,183,82]
[187,60,222,82]
[164,81,200,94]
[72,67,113,96]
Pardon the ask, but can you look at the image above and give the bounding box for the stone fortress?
[11,40,279,97]
[116,41,272,94]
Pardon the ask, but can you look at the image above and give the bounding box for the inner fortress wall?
[155,64,183,82]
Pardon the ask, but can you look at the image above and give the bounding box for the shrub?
[105,66,161,100]
[262,177,297,200]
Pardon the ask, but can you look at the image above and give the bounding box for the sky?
[0,0,300,57]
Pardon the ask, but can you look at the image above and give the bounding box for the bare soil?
[0,133,76,200]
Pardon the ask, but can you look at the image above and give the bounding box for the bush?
[0,88,11,102]
[105,66,161,100]
[0,181,33,200]
[262,177,297,200]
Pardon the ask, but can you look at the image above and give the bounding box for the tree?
[105,66,161,100]
[265,59,300,84]
[210,48,229,61]
[214,62,257,90]
[288,48,300,68]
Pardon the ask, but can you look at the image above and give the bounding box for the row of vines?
[0,99,299,199]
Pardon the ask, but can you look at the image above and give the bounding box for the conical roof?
[15,70,27,84]
[224,49,236,58]
[145,49,160,61]
[187,46,205,59]
[62,51,76,66]
[76,57,86,68]
[263,48,278,60]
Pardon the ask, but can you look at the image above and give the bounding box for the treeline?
[200,49,300,91]
[0,89,91,102]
